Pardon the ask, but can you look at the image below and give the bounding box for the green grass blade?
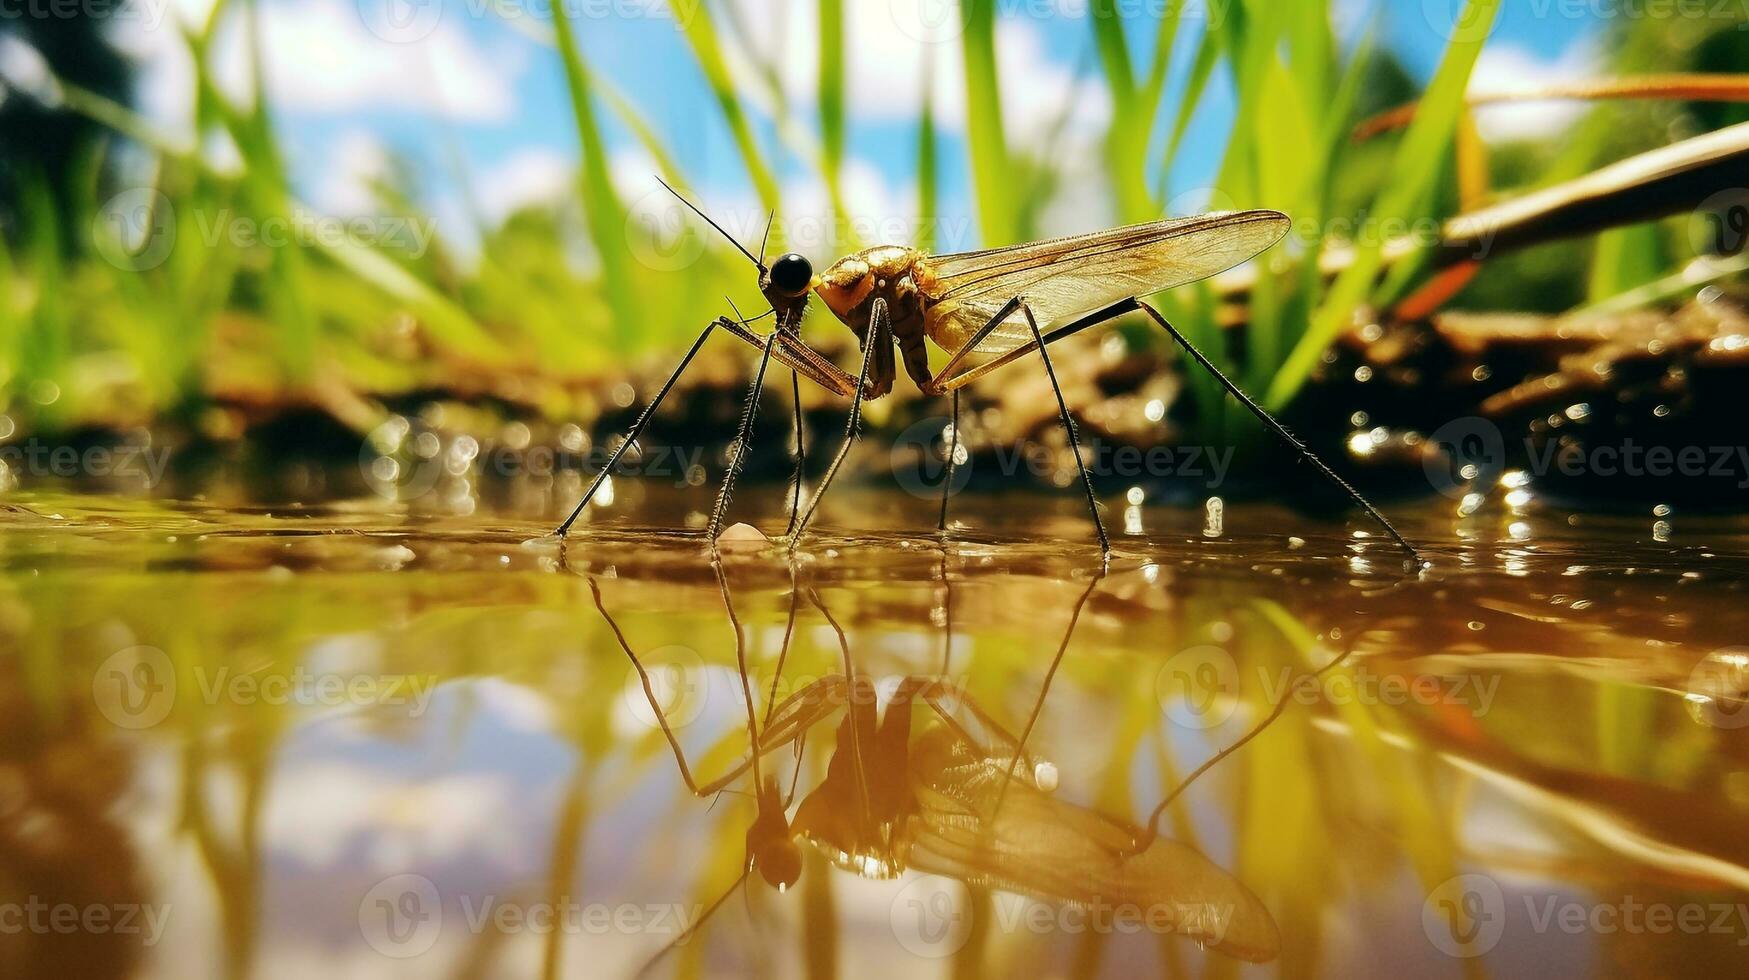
[818,0,847,233]
[961,0,1014,245]
[550,7,640,353]
[677,2,780,210]
[917,58,939,254]
[1266,0,1503,409]
[1090,1,1156,222]
[1586,223,1668,303]
[1159,24,1222,203]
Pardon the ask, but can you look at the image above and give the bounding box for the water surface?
[2,487,1746,978]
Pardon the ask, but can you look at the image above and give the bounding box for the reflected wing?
[922,211,1289,356]
[899,725,1281,963]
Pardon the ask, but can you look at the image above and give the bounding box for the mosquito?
[556,179,1422,565]
[591,577,1283,971]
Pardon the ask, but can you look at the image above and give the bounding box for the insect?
[557,179,1421,564]
[592,577,1283,969]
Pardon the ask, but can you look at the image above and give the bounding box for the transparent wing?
[922,210,1289,355]
[898,725,1282,963]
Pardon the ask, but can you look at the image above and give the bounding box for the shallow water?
[2,485,1747,978]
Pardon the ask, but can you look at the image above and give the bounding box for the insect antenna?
[655,175,765,272]
[757,209,775,267]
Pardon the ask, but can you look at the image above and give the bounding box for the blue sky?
[116,0,1609,254]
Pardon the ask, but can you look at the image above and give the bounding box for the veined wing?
[922,211,1289,355]
[897,725,1281,962]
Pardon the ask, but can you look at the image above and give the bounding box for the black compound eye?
[769,253,812,296]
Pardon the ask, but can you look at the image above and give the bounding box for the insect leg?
[1020,300,1112,556]
[928,296,1024,393]
[934,298,1140,393]
[786,297,886,549]
[707,329,779,541]
[938,387,959,531]
[555,317,722,536]
[1133,301,1425,567]
[784,368,807,537]
[590,576,843,797]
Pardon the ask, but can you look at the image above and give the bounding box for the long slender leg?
[555,318,720,536]
[708,329,779,541]
[937,387,959,531]
[590,576,842,797]
[1021,301,1111,556]
[787,298,887,549]
[1133,301,1424,566]
[930,296,1024,391]
[784,369,807,537]
[936,298,1139,393]
[992,569,1103,817]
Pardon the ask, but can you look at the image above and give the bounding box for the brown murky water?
[2,485,1747,978]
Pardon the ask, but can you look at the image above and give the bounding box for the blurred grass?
[0,0,1740,453]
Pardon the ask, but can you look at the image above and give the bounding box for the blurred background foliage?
[0,0,1744,461]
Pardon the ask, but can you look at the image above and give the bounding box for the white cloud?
[721,0,1111,143]
[313,129,394,215]
[118,0,520,143]
[1469,41,1604,143]
[476,146,577,224]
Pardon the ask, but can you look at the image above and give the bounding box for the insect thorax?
[815,246,928,332]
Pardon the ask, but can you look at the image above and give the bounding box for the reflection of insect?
[595,581,1282,969]
[556,180,1421,565]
